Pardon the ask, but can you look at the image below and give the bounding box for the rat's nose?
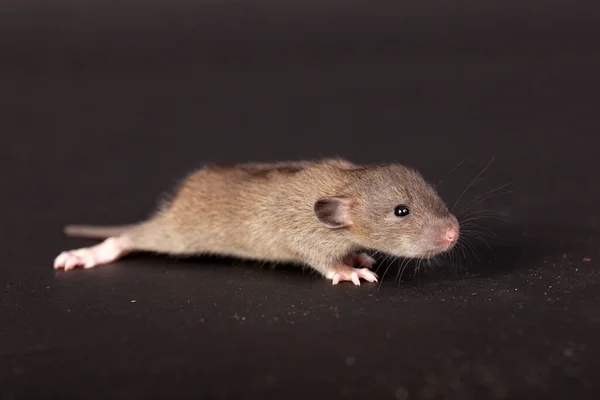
[444,227,458,243]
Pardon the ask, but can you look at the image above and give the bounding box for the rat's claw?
[332,274,341,285]
[53,237,132,271]
[329,265,379,286]
[54,250,92,270]
[359,268,379,283]
[64,255,81,270]
[53,252,69,269]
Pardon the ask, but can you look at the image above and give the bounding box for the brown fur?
[63,158,459,278]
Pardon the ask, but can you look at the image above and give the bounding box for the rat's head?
[314,165,459,259]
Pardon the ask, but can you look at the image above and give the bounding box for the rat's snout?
[424,219,460,254]
[443,227,459,244]
[438,220,460,251]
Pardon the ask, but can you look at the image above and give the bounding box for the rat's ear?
[314,196,353,229]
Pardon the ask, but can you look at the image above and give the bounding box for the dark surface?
[2,1,600,399]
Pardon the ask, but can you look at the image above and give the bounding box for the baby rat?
[54,158,459,285]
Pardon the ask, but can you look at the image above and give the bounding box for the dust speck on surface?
[563,348,574,357]
[345,356,356,366]
[583,257,592,262]
[233,313,246,322]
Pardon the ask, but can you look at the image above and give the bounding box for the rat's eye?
[394,205,410,217]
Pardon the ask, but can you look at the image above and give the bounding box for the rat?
[53,158,460,285]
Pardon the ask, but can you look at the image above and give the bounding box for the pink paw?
[328,265,379,286]
[53,237,131,271]
[54,249,99,270]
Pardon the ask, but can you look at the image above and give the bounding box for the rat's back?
[145,159,353,261]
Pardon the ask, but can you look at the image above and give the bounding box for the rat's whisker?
[456,240,468,261]
[454,249,465,274]
[462,230,494,253]
[461,214,513,225]
[425,256,433,269]
[451,156,495,213]
[461,237,480,262]
[434,155,471,190]
[459,210,512,223]
[377,253,396,288]
[460,222,499,238]
[456,182,514,216]
[457,192,517,220]
[396,257,412,286]
[414,259,423,281]
[460,220,496,231]
[449,248,460,271]
[459,209,511,221]
[394,257,406,284]
[459,190,516,217]
[455,239,467,260]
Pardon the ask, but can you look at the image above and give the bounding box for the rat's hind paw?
[328,265,379,286]
[54,249,100,270]
[53,237,132,271]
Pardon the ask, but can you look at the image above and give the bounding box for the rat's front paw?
[327,265,379,286]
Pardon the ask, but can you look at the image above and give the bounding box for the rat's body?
[54,158,460,285]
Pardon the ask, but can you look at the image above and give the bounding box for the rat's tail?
[63,224,138,239]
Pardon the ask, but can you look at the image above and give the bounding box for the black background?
[2,1,600,399]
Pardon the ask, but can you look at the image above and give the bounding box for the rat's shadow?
[373,220,598,286]
[122,220,598,285]
[125,249,312,279]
